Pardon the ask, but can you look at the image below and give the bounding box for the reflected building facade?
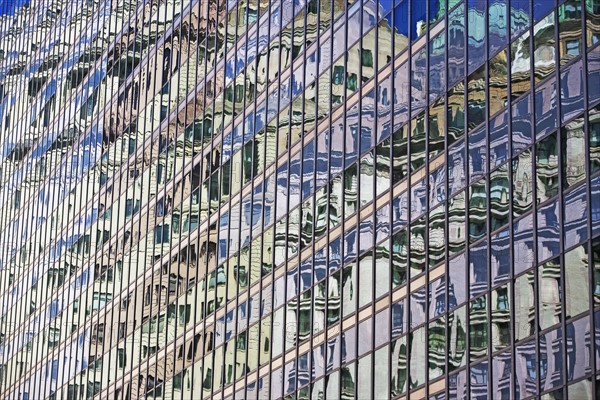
[0,0,599,399]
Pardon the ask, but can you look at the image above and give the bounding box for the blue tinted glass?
[489,110,509,169]
[539,327,563,390]
[302,140,315,200]
[376,204,391,242]
[448,4,466,87]
[512,94,532,154]
[468,0,487,73]
[391,299,406,338]
[429,33,446,102]
[589,46,600,105]
[394,62,409,127]
[469,126,487,183]
[489,0,508,54]
[537,198,561,262]
[359,217,374,253]
[331,118,344,176]
[470,361,489,396]
[535,78,558,140]
[448,139,467,196]
[563,184,588,249]
[449,253,467,308]
[392,192,409,231]
[316,130,329,189]
[566,317,590,381]
[534,0,554,22]
[410,179,427,220]
[469,239,488,298]
[329,237,342,273]
[411,47,427,116]
[289,152,301,210]
[430,165,447,209]
[511,0,530,38]
[346,104,359,165]
[361,90,376,154]
[344,226,358,264]
[300,257,312,292]
[411,0,426,41]
[491,228,510,286]
[394,0,408,37]
[561,59,584,123]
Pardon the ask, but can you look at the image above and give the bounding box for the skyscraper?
[0,0,599,398]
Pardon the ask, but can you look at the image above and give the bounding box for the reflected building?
[0,0,599,399]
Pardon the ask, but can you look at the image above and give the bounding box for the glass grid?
[0,0,597,399]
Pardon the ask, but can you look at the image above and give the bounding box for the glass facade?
[0,0,598,399]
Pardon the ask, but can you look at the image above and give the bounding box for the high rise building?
[0,0,599,399]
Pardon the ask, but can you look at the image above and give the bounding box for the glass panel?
[587,0,600,46]
[468,125,487,183]
[515,270,536,341]
[511,0,530,39]
[560,59,584,123]
[489,0,508,55]
[536,132,559,203]
[491,284,511,351]
[534,12,556,84]
[566,316,591,382]
[429,33,446,102]
[410,113,426,172]
[467,65,486,130]
[562,116,586,189]
[375,137,391,197]
[489,50,508,117]
[539,327,563,392]
[512,94,532,154]
[428,317,446,380]
[490,110,509,169]
[469,295,488,362]
[537,198,561,262]
[410,327,426,388]
[392,230,408,288]
[391,335,407,395]
[539,257,562,330]
[411,47,427,116]
[492,351,512,398]
[469,179,487,243]
[490,164,510,231]
[535,77,558,139]
[468,0,486,73]
[565,245,590,318]
[447,85,465,147]
[448,4,466,88]
[429,97,445,160]
[558,0,582,65]
[511,30,531,100]
[448,193,466,257]
[513,148,533,218]
[515,340,537,398]
[410,216,426,277]
[469,239,488,298]
[563,184,588,249]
